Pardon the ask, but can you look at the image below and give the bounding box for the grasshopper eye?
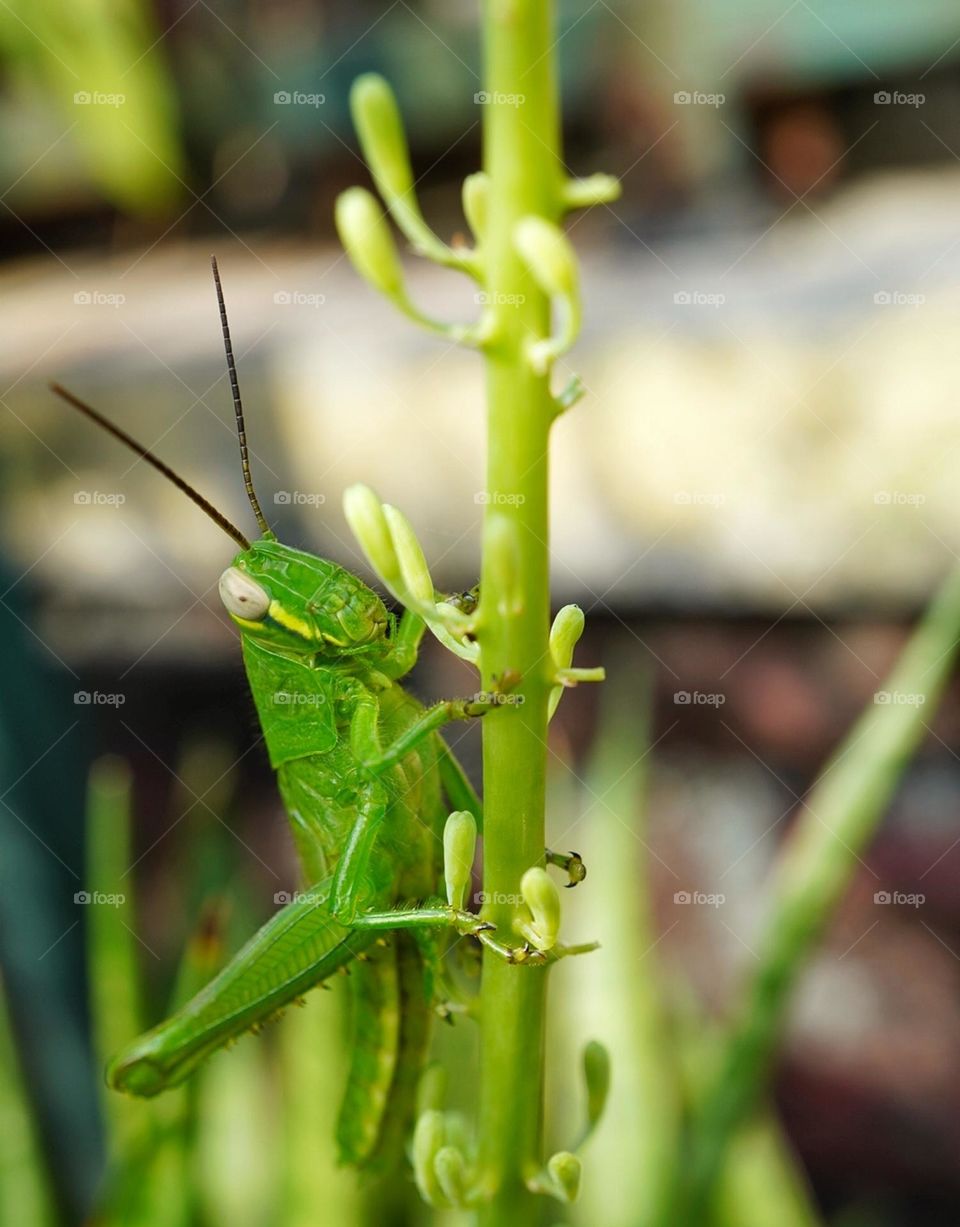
[219,567,270,620]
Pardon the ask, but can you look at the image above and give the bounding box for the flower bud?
[583,1039,611,1131]
[434,1145,467,1206]
[563,173,621,210]
[412,1109,447,1206]
[550,604,584,672]
[462,172,489,241]
[335,187,405,300]
[350,73,415,204]
[547,1151,581,1203]
[516,866,561,951]
[383,504,434,605]
[444,810,477,910]
[343,484,401,586]
[514,217,578,299]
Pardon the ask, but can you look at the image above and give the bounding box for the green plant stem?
[475,1,561,1222]
[670,565,960,1224]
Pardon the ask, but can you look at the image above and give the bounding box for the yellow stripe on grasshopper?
[268,600,316,640]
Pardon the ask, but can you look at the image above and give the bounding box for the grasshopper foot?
[546,848,586,887]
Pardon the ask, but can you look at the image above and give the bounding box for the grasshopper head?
[220,538,391,657]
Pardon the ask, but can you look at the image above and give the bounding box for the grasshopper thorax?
[220,538,391,658]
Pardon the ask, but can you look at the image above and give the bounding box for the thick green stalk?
[475,1,561,1221]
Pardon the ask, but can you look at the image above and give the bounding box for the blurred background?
[3,1,960,1224]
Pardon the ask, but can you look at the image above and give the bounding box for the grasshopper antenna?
[210,256,273,539]
[49,383,252,551]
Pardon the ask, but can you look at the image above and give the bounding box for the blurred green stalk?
[0,975,56,1227]
[671,565,960,1224]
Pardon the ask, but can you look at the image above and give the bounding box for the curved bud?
[412,1109,448,1206]
[547,1151,581,1203]
[562,173,621,211]
[583,1040,611,1133]
[444,810,477,910]
[335,187,405,301]
[350,74,415,204]
[434,1145,468,1206]
[383,504,435,605]
[514,217,577,300]
[462,172,489,242]
[549,604,585,720]
[343,484,402,586]
[513,217,582,374]
[515,867,561,952]
[550,604,585,671]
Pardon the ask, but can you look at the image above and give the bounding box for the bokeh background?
[3,2,960,1225]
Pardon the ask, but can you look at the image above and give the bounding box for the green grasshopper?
[52,259,580,1169]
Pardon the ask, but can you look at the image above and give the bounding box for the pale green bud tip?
[514,217,578,298]
[383,504,434,605]
[550,604,585,671]
[548,1151,581,1203]
[412,1109,447,1204]
[519,866,561,951]
[434,1146,467,1205]
[335,187,404,298]
[564,173,621,209]
[350,73,414,201]
[462,172,489,240]
[342,484,401,584]
[583,1040,611,1127]
[444,810,477,910]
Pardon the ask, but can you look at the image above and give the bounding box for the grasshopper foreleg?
[380,607,427,680]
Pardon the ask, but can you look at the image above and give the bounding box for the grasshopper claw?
[545,847,586,887]
[452,910,497,939]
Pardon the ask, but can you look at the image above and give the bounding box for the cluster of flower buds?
[334,74,489,345]
[344,484,479,662]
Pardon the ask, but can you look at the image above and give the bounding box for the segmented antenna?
[50,383,251,550]
[210,256,272,539]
